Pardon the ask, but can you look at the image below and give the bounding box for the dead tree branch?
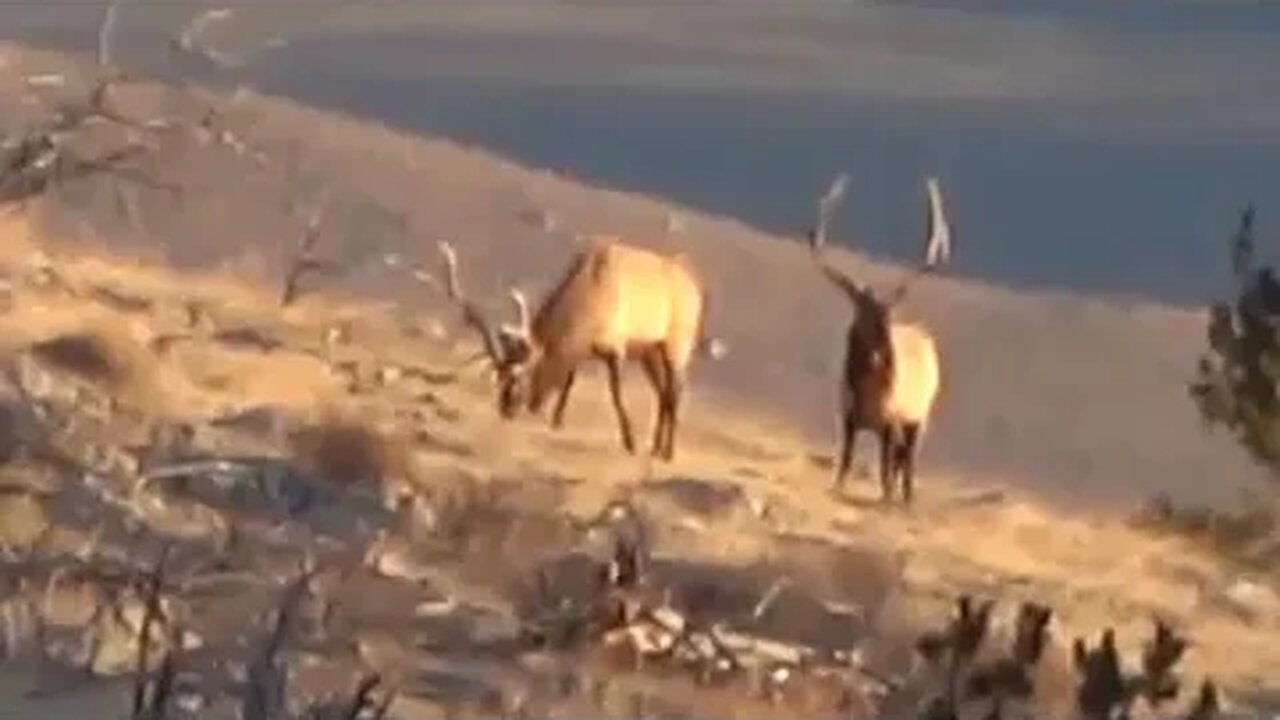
[280,190,340,307]
[241,559,318,720]
[98,1,126,71]
[2,2,278,229]
[130,545,174,719]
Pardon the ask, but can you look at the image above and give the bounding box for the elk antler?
[494,288,532,362]
[886,176,953,307]
[508,288,531,338]
[808,171,847,253]
[807,172,875,306]
[437,241,504,369]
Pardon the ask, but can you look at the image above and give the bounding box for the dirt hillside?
[0,40,1266,512]
[0,195,1274,715]
[0,42,1278,717]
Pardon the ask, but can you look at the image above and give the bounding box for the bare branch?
[98,1,126,69]
[174,8,234,60]
[170,8,280,72]
[130,545,172,718]
[113,183,146,240]
[1186,679,1219,720]
[751,577,791,621]
[280,191,335,307]
[339,673,385,720]
[242,562,315,720]
[438,241,463,299]
[133,623,181,720]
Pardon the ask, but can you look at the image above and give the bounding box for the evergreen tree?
[1190,206,1280,474]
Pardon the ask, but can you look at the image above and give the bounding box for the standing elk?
[808,173,952,504]
[433,235,719,461]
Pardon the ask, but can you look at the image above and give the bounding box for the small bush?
[1131,492,1280,569]
[289,416,391,487]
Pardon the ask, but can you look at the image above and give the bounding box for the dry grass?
[0,209,1270,707]
[0,41,1276,715]
[1131,492,1280,571]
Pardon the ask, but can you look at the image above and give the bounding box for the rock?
[1215,578,1280,624]
[426,318,448,341]
[414,598,459,618]
[747,495,770,520]
[175,691,206,714]
[365,531,434,584]
[324,323,350,348]
[385,484,439,535]
[379,364,404,386]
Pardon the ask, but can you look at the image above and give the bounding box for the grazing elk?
[808,173,952,504]
[435,235,716,460]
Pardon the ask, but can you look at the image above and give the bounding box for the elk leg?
[658,348,683,461]
[550,369,577,429]
[835,409,858,490]
[899,422,921,506]
[878,425,896,504]
[639,352,669,457]
[602,352,636,454]
[835,382,861,489]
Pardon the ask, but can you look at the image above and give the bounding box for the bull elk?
[434,235,719,460]
[807,173,952,504]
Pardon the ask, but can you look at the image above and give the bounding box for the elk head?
[433,242,546,419]
[806,172,953,356]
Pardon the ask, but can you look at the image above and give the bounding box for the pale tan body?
[447,235,709,460]
[870,322,942,427]
[532,236,704,375]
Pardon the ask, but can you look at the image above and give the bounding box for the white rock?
[379,364,404,385]
[175,692,206,714]
[1220,578,1280,623]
